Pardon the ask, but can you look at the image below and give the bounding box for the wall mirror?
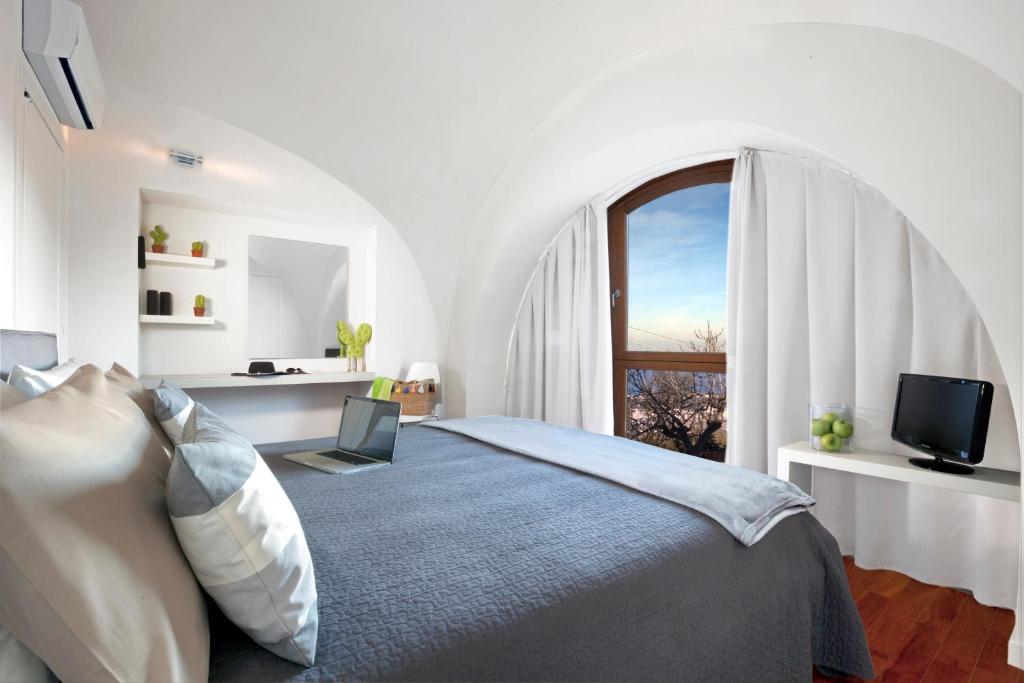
[247,236,349,359]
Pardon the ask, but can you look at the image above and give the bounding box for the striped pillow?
[151,382,195,444]
[167,403,318,665]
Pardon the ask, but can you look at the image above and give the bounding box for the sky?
[627,182,729,352]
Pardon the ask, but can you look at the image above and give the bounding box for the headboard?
[0,329,58,381]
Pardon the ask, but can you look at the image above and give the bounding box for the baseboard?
[1010,637,1022,670]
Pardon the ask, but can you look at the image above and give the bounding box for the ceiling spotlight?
[169,149,203,168]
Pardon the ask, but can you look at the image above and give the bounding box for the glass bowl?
[809,403,854,452]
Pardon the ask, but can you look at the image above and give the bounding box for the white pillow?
[0,382,29,410]
[0,361,49,683]
[7,359,85,398]
[0,365,210,681]
[167,402,318,665]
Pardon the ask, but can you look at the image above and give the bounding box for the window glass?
[626,182,729,352]
[624,368,727,460]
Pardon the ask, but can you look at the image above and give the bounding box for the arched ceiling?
[76,1,1022,333]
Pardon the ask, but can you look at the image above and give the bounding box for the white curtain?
[727,148,1020,608]
[505,198,614,435]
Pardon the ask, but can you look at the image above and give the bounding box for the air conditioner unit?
[22,0,105,130]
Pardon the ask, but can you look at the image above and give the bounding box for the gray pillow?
[151,381,195,445]
[168,403,318,665]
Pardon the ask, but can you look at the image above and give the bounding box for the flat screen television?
[891,373,993,475]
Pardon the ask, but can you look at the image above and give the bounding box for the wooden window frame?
[608,159,734,436]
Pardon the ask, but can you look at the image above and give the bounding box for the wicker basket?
[390,379,440,416]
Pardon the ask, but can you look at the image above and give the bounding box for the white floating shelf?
[778,441,1020,502]
[144,252,216,268]
[139,371,375,390]
[139,315,215,326]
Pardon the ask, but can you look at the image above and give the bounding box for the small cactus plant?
[149,225,169,252]
[193,294,206,317]
[337,321,373,371]
[190,241,204,257]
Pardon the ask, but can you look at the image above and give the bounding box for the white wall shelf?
[144,252,216,268]
[777,441,1020,502]
[139,371,375,390]
[139,314,215,326]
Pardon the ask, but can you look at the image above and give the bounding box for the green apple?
[832,419,854,439]
[811,419,830,437]
[819,411,839,427]
[820,432,843,452]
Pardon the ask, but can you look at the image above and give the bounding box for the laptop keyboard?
[318,449,379,466]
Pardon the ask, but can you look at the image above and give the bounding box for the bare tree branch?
[625,321,727,460]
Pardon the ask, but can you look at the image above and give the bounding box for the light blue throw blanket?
[424,416,814,546]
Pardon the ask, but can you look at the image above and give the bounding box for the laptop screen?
[336,395,401,462]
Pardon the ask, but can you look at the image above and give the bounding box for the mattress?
[208,425,873,682]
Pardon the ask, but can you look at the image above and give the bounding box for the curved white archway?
[446,22,1021,432]
[442,22,1021,661]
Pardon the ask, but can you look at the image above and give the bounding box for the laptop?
[284,395,402,474]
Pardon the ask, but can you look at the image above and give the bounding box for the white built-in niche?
[137,189,376,377]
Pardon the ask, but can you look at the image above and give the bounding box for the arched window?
[607,159,733,460]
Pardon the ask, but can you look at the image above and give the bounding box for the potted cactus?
[336,321,373,372]
[191,241,204,257]
[149,225,169,253]
[193,294,206,317]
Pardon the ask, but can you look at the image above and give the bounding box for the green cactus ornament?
[336,321,373,371]
[337,321,355,371]
[337,320,353,351]
[149,224,169,253]
[355,323,372,350]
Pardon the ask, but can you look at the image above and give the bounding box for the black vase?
[146,290,159,314]
[158,291,172,316]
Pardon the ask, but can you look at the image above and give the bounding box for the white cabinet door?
[19,95,64,336]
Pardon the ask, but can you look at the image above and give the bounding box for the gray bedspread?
[209,425,873,682]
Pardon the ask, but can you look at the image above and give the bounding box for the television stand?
[908,456,974,475]
[776,442,1019,502]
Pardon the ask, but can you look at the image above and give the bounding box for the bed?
[208,426,874,682]
[0,330,873,682]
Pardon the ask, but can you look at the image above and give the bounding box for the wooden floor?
[814,557,1020,682]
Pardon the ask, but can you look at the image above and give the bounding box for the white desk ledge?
[399,414,439,425]
[777,441,1020,503]
[139,372,375,390]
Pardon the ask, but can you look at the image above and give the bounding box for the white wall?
[0,0,19,328]
[448,24,1022,424]
[0,1,68,342]
[139,200,371,375]
[444,23,1023,663]
[74,1,1024,345]
[67,94,440,441]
